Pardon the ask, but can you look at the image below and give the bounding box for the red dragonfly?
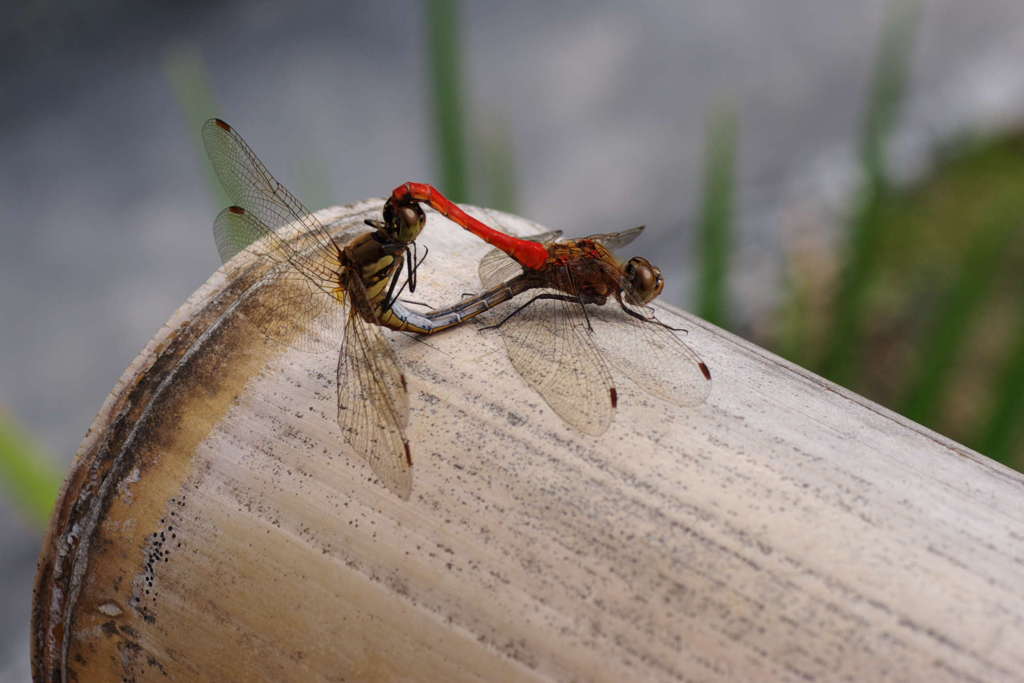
[388,184,713,435]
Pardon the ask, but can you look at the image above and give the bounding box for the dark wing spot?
[214,118,232,131]
[404,443,413,467]
[699,362,711,381]
[228,205,246,215]
[610,387,618,408]
[400,374,407,392]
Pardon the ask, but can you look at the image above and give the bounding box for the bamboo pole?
[32,199,1024,682]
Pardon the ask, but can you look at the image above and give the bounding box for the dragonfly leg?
[618,302,689,333]
[384,242,436,312]
[400,299,435,309]
[581,303,594,332]
[482,293,582,331]
[382,257,406,312]
[565,266,594,332]
[405,245,417,293]
[657,320,689,333]
[404,243,430,294]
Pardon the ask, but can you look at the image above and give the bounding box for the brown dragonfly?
[202,120,476,498]
[416,223,713,435]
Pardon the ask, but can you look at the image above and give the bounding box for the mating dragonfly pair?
[203,119,711,499]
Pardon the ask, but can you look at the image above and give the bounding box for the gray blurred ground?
[3,1,1024,679]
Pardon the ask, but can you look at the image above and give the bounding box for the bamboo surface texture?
[32,200,1024,682]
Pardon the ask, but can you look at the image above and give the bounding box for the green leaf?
[695,104,737,328]
[975,308,1024,465]
[900,214,1018,425]
[427,0,469,201]
[0,411,62,527]
[818,0,918,385]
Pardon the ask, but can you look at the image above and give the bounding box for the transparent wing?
[495,279,615,436]
[216,207,346,354]
[246,265,349,354]
[587,226,645,252]
[479,208,561,246]
[336,271,412,499]
[202,118,338,259]
[213,203,341,290]
[479,248,526,289]
[478,230,561,289]
[589,301,712,407]
[214,203,268,263]
[523,230,563,243]
[205,120,412,494]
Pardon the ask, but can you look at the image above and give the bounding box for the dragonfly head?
[381,196,426,244]
[622,256,664,305]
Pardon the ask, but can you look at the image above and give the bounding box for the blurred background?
[3,0,1024,678]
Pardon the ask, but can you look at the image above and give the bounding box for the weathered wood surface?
[33,199,1024,682]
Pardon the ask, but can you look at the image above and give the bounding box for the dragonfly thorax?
[578,289,610,306]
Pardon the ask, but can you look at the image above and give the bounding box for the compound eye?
[382,200,426,241]
[395,205,423,235]
[624,257,664,305]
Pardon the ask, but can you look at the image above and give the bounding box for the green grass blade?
[859,2,919,182]
[427,0,469,201]
[818,0,918,384]
[777,272,811,364]
[164,44,227,209]
[901,215,1018,425]
[695,105,737,328]
[975,304,1024,466]
[0,411,62,527]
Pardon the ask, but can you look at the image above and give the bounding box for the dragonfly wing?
[478,231,560,288]
[243,264,348,354]
[479,247,526,289]
[522,230,563,243]
[213,203,341,293]
[496,288,615,435]
[202,118,338,259]
[589,302,712,407]
[480,209,562,245]
[213,203,308,265]
[587,226,645,252]
[215,208,346,354]
[336,273,412,499]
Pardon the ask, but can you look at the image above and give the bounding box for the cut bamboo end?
[33,200,1024,682]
